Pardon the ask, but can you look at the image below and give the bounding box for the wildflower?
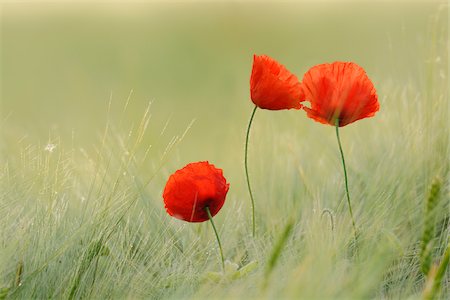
[163,161,229,270]
[245,54,304,237]
[301,61,379,248]
[301,61,379,127]
[163,161,229,222]
[250,54,304,110]
[44,144,57,152]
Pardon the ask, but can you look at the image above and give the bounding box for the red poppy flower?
[163,161,230,222]
[250,54,305,110]
[301,62,379,127]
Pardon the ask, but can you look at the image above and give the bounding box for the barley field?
[0,1,448,299]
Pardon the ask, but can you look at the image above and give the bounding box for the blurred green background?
[0,0,447,168]
[0,2,448,298]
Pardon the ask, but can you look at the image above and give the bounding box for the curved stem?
[321,209,335,233]
[245,106,258,237]
[205,206,225,271]
[335,119,357,242]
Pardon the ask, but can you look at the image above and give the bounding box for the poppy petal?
[163,161,229,223]
[250,54,305,110]
[301,62,379,126]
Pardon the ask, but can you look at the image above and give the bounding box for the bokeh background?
[1,0,446,157]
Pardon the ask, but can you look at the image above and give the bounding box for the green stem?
[205,206,225,271]
[430,243,450,298]
[263,219,294,290]
[335,119,357,242]
[245,106,258,237]
[423,242,450,300]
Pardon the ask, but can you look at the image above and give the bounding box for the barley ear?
[420,177,442,275]
[423,243,450,300]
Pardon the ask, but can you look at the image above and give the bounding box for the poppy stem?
[205,206,225,271]
[245,105,258,237]
[335,119,358,244]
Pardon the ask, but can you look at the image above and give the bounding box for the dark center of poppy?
[203,200,213,210]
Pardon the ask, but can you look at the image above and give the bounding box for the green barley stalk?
[321,209,335,233]
[420,177,442,275]
[263,219,294,289]
[68,239,105,300]
[0,288,9,300]
[422,242,450,300]
[14,260,23,287]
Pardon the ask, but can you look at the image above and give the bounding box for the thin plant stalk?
[205,206,225,271]
[423,242,450,300]
[14,260,23,287]
[335,119,357,243]
[245,105,258,237]
[420,177,442,275]
[263,219,294,290]
[321,209,335,233]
